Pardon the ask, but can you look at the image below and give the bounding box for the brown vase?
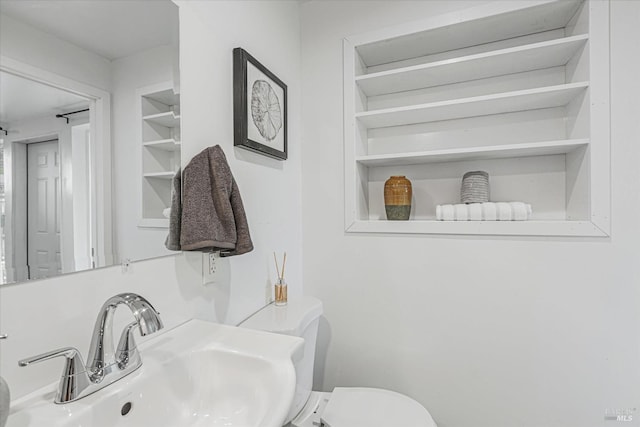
[384,176,412,220]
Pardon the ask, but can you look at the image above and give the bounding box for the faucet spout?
[86,293,163,380]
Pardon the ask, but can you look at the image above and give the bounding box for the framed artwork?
[233,48,287,160]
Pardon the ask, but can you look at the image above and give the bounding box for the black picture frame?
[233,48,288,160]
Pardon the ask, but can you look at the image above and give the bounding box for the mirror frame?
[0,55,114,280]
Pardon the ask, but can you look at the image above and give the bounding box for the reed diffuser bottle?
[273,252,288,306]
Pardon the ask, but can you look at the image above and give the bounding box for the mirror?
[0,0,180,285]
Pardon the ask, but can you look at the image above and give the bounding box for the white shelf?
[143,111,181,128]
[347,220,608,237]
[354,1,583,67]
[356,139,589,167]
[143,171,176,180]
[356,82,589,129]
[138,218,170,229]
[143,139,181,152]
[144,89,179,106]
[357,35,588,96]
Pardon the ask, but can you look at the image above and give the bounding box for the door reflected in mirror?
[0,0,180,285]
[1,72,97,284]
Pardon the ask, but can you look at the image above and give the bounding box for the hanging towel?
[0,376,9,427]
[165,169,182,251]
[178,145,253,256]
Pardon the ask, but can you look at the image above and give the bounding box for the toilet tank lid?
[239,296,323,336]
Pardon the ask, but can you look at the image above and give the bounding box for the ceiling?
[0,71,89,124]
[0,0,178,60]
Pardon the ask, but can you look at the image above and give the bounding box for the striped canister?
[461,171,489,204]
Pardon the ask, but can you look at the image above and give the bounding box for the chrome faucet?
[86,293,163,378]
[19,293,163,403]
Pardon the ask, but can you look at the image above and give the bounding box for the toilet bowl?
[239,297,437,427]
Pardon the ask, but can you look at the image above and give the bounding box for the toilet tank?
[239,296,323,424]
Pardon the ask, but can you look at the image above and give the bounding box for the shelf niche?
[343,0,610,237]
[138,83,181,228]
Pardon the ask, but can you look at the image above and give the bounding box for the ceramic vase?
[384,176,412,220]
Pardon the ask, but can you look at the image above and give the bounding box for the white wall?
[300,2,640,427]
[177,0,303,325]
[0,14,111,92]
[111,44,176,262]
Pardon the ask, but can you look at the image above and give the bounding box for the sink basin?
[8,319,304,427]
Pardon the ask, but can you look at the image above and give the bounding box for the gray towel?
[0,376,9,427]
[176,145,253,256]
[165,169,182,251]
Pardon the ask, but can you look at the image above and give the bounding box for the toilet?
[239,296,438,427]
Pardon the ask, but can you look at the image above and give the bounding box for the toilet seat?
[291,387,437,427]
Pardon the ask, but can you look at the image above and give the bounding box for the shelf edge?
[346,220,608,237]
[356,33,588,83]
[356,139,590,166]
[356,82,590,119]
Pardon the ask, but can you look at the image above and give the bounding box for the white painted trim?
[586,0,611,236]
[343,38,357,229]
[0,55,114,267]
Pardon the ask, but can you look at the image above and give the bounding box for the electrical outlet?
[202,252,217,284]
[209,253,216,274]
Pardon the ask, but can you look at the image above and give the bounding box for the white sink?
[8,319,304,427]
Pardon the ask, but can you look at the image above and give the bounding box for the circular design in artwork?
[250,80,282,141]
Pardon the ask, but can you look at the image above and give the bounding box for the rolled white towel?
[496,202,511,220]
[439,204,455,220]
[483,202,497,221]
[454,204,469,221]
[468,203,483,221]
[436,202,532,221]
[511,202,528,221]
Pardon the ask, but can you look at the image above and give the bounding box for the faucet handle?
[115,322,141,370]
[19,347,84,370]
[19,347,91,404]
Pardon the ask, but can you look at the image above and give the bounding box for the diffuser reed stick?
[273,252,281,279]
[280,252,287,280]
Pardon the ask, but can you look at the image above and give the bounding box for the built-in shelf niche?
[344,0,610,236]
[138,83,181,228]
